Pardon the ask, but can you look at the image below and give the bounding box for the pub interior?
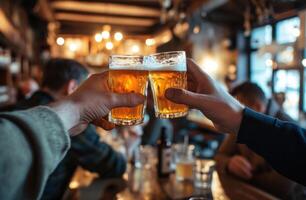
[1,0,306,200]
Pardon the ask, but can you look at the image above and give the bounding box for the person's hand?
[165,59,244,134]
[50,72,145,135]
[227,155,253,180]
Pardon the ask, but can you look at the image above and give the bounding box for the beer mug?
[108,55,148,125]
[145,51,188,118]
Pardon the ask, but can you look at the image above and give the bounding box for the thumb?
[109,93,145,109]
[165,88,212,110]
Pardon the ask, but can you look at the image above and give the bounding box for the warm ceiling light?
[94,33,102,42]
[56,37,65,46]
[106,41,113,50]
[132,45,140,53]
[102,31,110,39]
[68,43,78,52]
[145,38,155,46]
[114,32,123,41]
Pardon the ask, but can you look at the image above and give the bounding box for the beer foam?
[144,52,186,71]
[147,63,186,71]
[109,64,146,70]
[109,55,146,70]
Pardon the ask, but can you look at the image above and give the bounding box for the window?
[250,52,272,97]
[276,46,294,65]
[276,17,300,44]
[250,25,272,49]
[274,70,300,120]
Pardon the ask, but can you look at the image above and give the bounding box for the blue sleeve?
[237,108,306,185]
[71,125,126,179]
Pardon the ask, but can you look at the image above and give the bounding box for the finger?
[186,59,216,94]
[232,161,252,179]
[237,157,253,171]
[165,88,213,109]
[109,93,145,109]
[236,164,253,179]
[93,118,115,130]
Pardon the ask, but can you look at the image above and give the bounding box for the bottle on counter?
[157,127,172,178]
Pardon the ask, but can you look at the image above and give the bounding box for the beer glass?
[108,55,148,125]
[146,51,188,118]
[173,144,195,181]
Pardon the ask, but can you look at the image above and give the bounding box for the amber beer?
[176,161,194,181]
[147,51,188,118]
[109,55,148,125]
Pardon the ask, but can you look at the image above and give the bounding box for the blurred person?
[165,59,306,186]
[273,92,286,109]
[215,82,305,199]
[0,70,144,200]
[15,58,127,200]
[17,78,39,100]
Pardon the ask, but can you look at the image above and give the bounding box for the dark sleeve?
[237,108,306,185]
[71,125,126,179]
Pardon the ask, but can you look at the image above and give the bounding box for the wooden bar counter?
[76,164,278,200]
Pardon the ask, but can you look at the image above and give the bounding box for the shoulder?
[275,110,295,123]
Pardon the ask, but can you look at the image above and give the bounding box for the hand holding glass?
[109,55,148,125]
[146,51,188,118]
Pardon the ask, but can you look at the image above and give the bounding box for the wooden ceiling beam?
[34,0,55,22]
[55,12,157,27]
[51,1,161,18]
[187,0,228,15]
[51,0,160,8]
[58,22,150,35]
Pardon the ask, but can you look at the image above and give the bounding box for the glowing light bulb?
[131,45,140,53]
[106,41,113,50]
[94,33,102,42]
[145,38,155,46]
[56,37,65,46]
[114,32,123,41]
[69,43,78,52]
[102,31,110,39]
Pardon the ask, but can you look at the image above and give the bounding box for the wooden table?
[76,164,278,200]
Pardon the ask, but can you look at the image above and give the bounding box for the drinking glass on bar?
[173,144,195,181]
[108,55,148,125]
[145,51,188,118]
[194,159,216,189]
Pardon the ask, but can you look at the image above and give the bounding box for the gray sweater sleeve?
[0,106,70,200]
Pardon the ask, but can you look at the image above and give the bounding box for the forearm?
[49,98,82,135]
[237,108,306,185]
[0,107,70,199]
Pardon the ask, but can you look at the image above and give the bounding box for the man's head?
[231,82,268,113]
[42,58,89,97]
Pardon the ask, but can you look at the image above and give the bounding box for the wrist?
[48,98,81,133]
[233,107,244,134]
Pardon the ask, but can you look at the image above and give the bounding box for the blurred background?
[2,0,306,199]
[1,0,306,122]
